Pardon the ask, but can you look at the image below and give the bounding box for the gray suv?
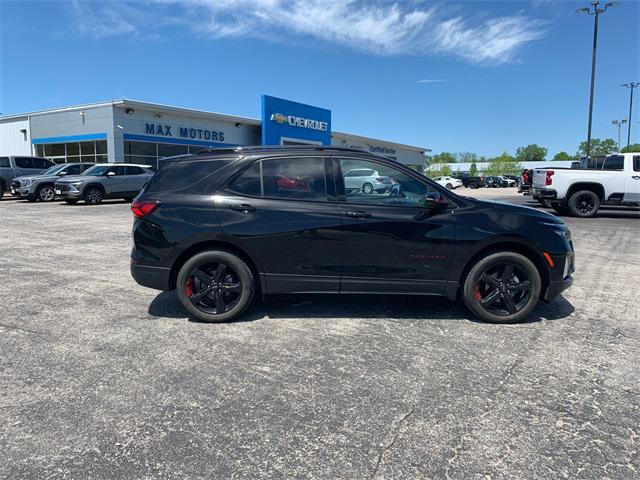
[55,164,154,205]
[11,163,95,202]
[0,156,55,199]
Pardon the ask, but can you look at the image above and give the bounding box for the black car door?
[214,155,343,294]
[334,157,457,295]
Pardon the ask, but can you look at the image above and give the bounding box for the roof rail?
[195,145,379,156]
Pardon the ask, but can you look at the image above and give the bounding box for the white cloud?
[70,0,546,64]
[417,79,448,83]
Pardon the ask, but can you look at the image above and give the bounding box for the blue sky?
[1,0,638,157]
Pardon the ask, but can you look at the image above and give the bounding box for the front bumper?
[543,251,574,300]
[544,275,573,301]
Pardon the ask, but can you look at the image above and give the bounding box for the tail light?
[545,170,554,186]
[132,199,160,218]
[523,170,529,183]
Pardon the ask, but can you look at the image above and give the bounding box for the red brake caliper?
[475,286,482,301]
[186,277,194,297]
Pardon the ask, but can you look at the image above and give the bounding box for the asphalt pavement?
[0,191,638,479]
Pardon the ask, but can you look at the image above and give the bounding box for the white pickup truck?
[532,153,640,217]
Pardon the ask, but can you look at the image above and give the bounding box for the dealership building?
[0,96,429,170]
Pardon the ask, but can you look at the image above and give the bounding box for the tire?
[176,250,255,323]
[362,182,374,194]
[0,182,5,200]
[446,183,453,190]
[462,251,542,324]
[84,186,104,205]
[37,185,56,202]
[469,181,478,189]
[568,190,600,218]
[64,199,79,205]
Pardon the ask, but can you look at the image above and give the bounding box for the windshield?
[83,165,111,176]
[42,164,68,175]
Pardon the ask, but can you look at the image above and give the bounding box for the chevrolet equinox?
[131,146,574,324]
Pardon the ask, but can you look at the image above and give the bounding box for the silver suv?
[0,156,55,199]
[54,164,154,205]
[11,162,95,202]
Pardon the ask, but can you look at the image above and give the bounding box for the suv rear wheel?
[568,190,599,218]
[362,182,374,194]
[176,250,255,323]
[462,251,541,324]
[84,186,104,205]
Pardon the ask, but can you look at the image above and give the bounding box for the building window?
[124,140,205,171]
[36,140,108,164]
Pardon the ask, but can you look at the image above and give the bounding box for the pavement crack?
[371,404,415,479]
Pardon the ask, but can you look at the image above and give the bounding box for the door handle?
[345,211,372,219]
[632,176,640,180]
[229,203,256,212]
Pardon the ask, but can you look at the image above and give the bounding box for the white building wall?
[0,118,32,156]
[332,132,426,168]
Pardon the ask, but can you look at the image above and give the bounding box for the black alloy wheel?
[38,185,56,202]
[463,251,541,323]
[84,187,103,205]
[568,190,599,218]
[446,183,453,190]
[176,250,254,322]
[469,181,478,189]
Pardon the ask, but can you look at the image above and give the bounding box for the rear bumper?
[131,263,171,291]
[532,188,557,199]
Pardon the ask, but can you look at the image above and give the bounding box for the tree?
[577,138,617,157]
[424,163,452,178]
[484,152,522,176]
[456,152,478,163]
[469,160,478,176]
[621,144,640,153]
[428,152,457,164]
[515,144,547,162]
[553,151,574,161]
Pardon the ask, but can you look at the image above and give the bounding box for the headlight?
[538,221,571,241]
[22,179,33,187]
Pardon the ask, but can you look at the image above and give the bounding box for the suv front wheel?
[462,251,542,324]
[84,186,104,205]
[176,250,255,323]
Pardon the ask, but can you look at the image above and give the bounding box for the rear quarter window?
[145,159,230,193]
[0,157,9,168]
[634,156,640,172]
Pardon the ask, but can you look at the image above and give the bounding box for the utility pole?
[621,82,639,147]
[577,2,619,156]
[611,119,627,151]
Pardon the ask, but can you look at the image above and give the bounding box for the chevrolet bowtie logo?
[270,113,288,124]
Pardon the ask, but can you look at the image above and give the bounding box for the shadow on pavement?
[148,290,575,325]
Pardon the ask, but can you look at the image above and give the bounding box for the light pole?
[621,82,639,147]
[611,119,627,151]
[577,2,619,156]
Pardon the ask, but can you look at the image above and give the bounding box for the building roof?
[0,98,429,153]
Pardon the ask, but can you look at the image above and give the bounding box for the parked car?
[502,175,521,187]
[130,146,574,325]
[11,162,95,202]
[532,153,640,217]
[343,167,393,193]
[485,176,507,188]
[0,156,55,199]
[452,173,486,189]
[432,176,463,190]
[54,164,154,205]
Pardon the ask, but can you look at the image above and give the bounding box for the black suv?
[131,147,574,324]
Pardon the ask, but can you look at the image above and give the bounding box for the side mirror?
[424,193,448,209]
[106,171,116,177]
[58,171,68,176]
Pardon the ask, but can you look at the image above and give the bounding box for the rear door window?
[602,155,624,170]
[33,158,53,169]
[15,157,35,169]
[226,162,262,196]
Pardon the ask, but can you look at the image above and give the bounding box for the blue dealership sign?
[261,95,331,146]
